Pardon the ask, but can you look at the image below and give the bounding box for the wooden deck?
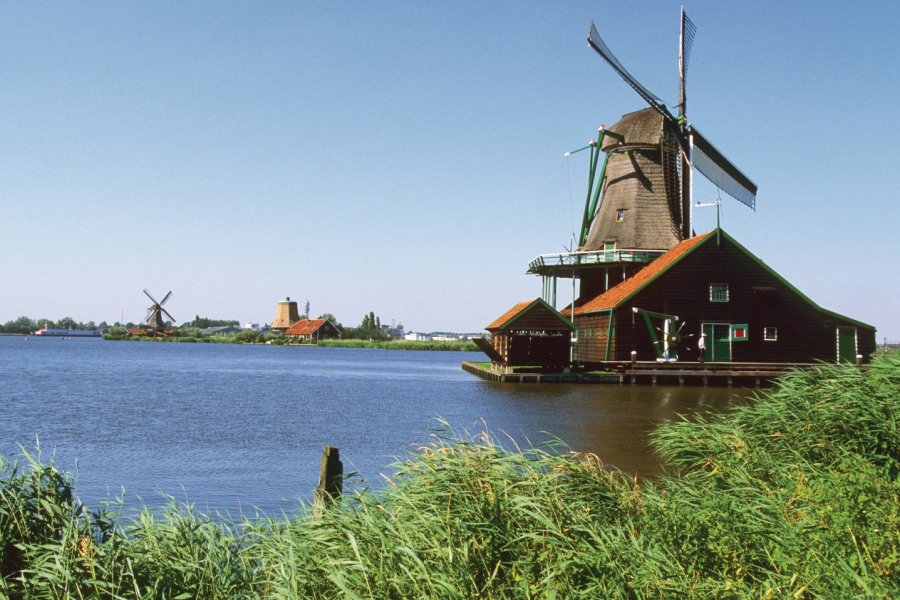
[462,362,619,384]
[462,360,817,386]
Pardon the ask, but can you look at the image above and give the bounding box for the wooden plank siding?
[576,232,875,365]
[574,312,615,364]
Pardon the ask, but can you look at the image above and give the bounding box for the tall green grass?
[2,356,897,597]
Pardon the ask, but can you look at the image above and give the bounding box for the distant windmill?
[143,289,175,331]
[577,9,757,251]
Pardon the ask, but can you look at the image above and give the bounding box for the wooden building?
[484,298,574,371]
[284,319,340,341]
[570,229,876,366]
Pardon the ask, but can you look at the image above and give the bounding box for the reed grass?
[2,355,897,598]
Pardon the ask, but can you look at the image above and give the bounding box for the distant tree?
[317,313,340,326]
[186,315,240,329]
[1,316,36,334]
[304,300,311,319]
[351,311,390,340]
[235,329,259,344]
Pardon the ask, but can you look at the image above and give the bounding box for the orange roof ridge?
[284,319,327,335]
[574,230,715,315]
[485,298,540,331]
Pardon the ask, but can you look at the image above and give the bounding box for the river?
[0,336,750,517]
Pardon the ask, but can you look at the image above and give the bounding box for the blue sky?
[1,1,898,337]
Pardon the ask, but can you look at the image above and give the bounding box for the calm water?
[0,336,749,516]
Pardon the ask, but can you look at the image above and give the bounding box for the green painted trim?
[730,323,749,342]
[717,230,876,331]
[578,129,607,247]
[604,310,614,361]
[579,231,715,316]
[579,228,875,332]
[638,310,663,359]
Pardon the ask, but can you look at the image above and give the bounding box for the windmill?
[528,10,759,306]
[143,289,175,332]
[576,9,757,254]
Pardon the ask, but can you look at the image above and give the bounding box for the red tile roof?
[573,230,714,315]
[284,319,328,336]
[485,298,540,331]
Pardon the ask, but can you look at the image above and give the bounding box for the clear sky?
[1,1,898,337]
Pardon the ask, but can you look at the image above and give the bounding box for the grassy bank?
[318,339,477,351]
[102,332,477,351]
[2,356,897,597]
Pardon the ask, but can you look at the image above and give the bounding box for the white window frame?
[763,327,778,341]
[709,283,729,303]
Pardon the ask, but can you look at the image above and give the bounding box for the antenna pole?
[679,7,692,240]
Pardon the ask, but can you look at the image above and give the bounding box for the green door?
[837,328,857,363]
[702,323,732,362]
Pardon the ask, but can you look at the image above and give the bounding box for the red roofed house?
[284,319,341,342]
[568,229,876,366]
[484,298,575,371]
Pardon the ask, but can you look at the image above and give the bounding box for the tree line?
[3,310,397,341]
[0,316,112,335]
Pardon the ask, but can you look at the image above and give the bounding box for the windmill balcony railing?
[527,248,666,274]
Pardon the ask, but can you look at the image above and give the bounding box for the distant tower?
[272,297,301,331]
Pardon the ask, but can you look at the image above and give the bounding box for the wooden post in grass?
[314,445,343,508]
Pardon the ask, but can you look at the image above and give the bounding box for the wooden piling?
[314,445,343,508]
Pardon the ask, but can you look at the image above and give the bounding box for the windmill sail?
[588,23,673,121]
[690,127,757,209]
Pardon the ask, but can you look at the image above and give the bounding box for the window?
[709,283,729,302]
[764,327,778,341]
[731,324,749,341]
[616,208,625,222]
[603,241,616,251]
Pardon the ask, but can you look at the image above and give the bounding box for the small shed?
[284,319,341,341]
[484,298,574,371]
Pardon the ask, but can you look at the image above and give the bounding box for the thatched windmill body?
[529,9,758,302]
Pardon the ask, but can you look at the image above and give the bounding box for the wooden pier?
[462,361,619,384]
[463,360,815,386]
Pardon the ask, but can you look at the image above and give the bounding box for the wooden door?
[702,323,732,362]
[837,327,857,363]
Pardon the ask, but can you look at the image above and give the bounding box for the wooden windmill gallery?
[473,10,876,384]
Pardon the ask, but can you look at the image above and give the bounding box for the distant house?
[484,298,575,371]
[284,319,340,342]
[404,331,432,341]
[570,229,876,365]
[380,323,406,338]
